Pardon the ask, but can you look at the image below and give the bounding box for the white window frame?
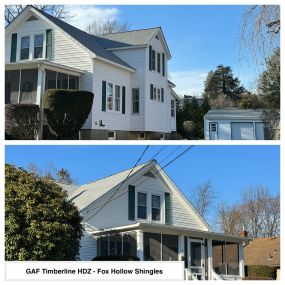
[138,132,145,140]
[137,192,147,220]
[33,33,44,59]
[106,82,113,111]
[171,99,175,117]
[114,85,121,112]
[151,194,161,222]
[20,35,31,60]
[107,130,116,140]
[132,88,140,114]
[152,86,163,102]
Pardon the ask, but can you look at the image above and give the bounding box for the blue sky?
[5,145,280,224]
[69,5,264,96]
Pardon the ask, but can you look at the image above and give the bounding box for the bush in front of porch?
[44,89,94,139]
[5,103,40,140]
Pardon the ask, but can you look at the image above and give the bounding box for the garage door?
[231,122,254,140]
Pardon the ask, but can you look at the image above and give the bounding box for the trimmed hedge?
[5,103,40,140]
[44,89,94,139]
[245,265,276,280]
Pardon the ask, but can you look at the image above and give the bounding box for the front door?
[188,239,205,280]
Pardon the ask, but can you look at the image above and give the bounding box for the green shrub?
[5,103,40,140]
[5,164,83,260]
[246,265,276,279]
[44,89,94,139]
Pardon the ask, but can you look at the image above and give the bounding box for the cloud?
[169,70,208,97]
[67,5,120,30]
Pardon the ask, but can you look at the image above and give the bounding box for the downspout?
[37,65,46,140]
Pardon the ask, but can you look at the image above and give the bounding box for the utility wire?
[84,146,194,221]
[84,145,150,222]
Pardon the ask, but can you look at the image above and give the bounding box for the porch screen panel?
[162,234,178,261]
[190,242,202,266]
[45,70,57,90]
[226,242,239,275]
[5,71,20,103]
[109,234,122,255]
[123,232,137,257]
[69,75,79,89]
[212,240,226,275]
[20,69,37,103]
[57,73,68,89]
[144,232,161,261]
[97,236,108,256]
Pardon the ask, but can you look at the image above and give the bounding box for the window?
[171,99,175,117]
[115,85,121,111]
[137,192,147,219]
[20,36,30,60]
[157,53,161,73]
[132,88,139,113]
[151,50,156,71]
[107,83,113,111]
[156,88,160,101]
[139,132,145,140]
[34,34,43,58]
[151,86,163,102]
[152,195,161,221]
[210,123,217,132]
[108,131,116,140]
[160,133,165,140]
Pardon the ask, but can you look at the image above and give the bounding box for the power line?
[84,145,150,222]
[84,146,194,221]
[158,145,183,164]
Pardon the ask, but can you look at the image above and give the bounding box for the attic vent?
[144,171,156,179]
[26,15,39,21]
[155,35,159,40]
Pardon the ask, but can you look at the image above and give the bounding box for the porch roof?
[5,60,85,76]
[91,222,251,243]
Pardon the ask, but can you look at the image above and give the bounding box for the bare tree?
[85,19,130,35]
[216,186,280,238]
[5,5,71,25]
[191,181,217,218]
[239,5,280,67]
[217,202,243,235]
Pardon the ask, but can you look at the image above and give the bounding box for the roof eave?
[107,44,148,51]
[93,55,135,73]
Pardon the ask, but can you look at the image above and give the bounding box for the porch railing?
[210,268,224,280]
[184,268,198,280]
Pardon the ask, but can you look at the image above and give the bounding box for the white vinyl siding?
[92,59,131,131]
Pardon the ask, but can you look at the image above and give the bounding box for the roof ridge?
[100,26,161,36]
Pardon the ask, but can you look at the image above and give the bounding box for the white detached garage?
[204,109,265,140]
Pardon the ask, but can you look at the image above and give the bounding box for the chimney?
[240,227,248,238]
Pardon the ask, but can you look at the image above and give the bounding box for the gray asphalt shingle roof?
[204,109,264,120]
[68,161,151,211]
[97,28,160,49]
[33,7,134,70]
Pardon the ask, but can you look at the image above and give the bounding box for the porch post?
[207,239,213,280]
[178,235,185,262]
[37,67,45,140]
[239,242,245,278]
[136,230,144,261]
[17,69,22,103]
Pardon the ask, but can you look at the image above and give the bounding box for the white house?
[63,160,249,280]
[5,6,177,140]
[204,109,265,140]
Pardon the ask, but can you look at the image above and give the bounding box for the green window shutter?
[149,45,152,70]
[162,53,165,76]
[128,185,135,221]
[165,192,171,224]
[122,86,126,114]
[150,84,153,100]
[10,33,17,62]
[46,29,52,59]
[161,88,164,102]
[157,53,161,73]
[102,81,106,111]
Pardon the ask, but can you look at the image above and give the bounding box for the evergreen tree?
[56,168,73,184]
[5,164,83,260]
[258,48,280,109]
[204,65,245,108]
